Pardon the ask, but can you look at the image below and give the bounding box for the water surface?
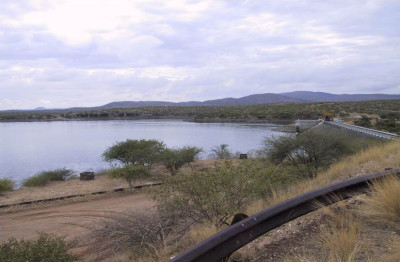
[0,120,284,183]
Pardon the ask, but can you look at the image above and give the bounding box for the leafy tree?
[159,146,202,175]
[209,144,232,159]
[264,131,355,177]
[109,165,149,189]
[103,139,165,167]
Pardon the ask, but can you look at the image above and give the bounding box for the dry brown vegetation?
[2,141,398,261]
[239,141,399,262]
[86,141,399,261]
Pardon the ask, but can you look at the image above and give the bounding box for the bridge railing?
[325,121,399,140]
[170,168,400,262]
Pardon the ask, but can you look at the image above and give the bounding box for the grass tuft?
[359,175,400,227]
[320,203,361,262]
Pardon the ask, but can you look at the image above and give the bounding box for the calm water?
[0,120,285,183]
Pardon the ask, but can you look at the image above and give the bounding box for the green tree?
[159,146,202,175]
[264,131,355,177]
[209,144,232,159]
[102,139,165,167]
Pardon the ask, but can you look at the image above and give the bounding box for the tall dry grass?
[246,141,399,215]
[359,175,400,227]
[320,203,361,262]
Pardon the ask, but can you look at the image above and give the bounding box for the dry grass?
[359,175,400,227]
[188,224,219,244]
[246,141,399,215]
[319,203,361,262]
[376,235,400,262]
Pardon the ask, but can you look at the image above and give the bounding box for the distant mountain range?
[17,91,400,112]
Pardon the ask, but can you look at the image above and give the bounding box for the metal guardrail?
[325,121,399,141]
[0,182,163,209]
[170,168,400,262]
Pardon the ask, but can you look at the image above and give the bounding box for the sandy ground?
[0,174,138,205]
[0,160,220,206]
[0,192,155,243]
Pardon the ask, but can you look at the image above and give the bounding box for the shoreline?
[0,116,295,125]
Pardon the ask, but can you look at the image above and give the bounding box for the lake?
[0,120,285,183]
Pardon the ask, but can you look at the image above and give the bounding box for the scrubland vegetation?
[2,132,398,261]
[85,133,397,261]
[1,100,399,133]
[0,233,78,262]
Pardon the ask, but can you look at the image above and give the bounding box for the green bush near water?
[109,165,150,189]
[0,178,14,193]
[159,146,202,175]
[22,169,76,187]
[0,232,78,262]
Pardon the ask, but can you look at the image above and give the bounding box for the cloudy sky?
[0,0,399,110]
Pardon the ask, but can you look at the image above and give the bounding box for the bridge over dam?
[320,120,399,141]
[295,119,399,141]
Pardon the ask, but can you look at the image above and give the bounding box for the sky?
[0,0,399,110]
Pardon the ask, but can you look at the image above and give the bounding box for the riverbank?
[0,159,219,206]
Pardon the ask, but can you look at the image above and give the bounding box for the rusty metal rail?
[0,182,163,209]
[170,168,400,262]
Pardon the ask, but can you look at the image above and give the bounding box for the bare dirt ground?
[0,159,220,206]
[0,191,155,244]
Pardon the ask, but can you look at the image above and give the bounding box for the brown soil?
[0,159,221,206]
[0,191,155,243]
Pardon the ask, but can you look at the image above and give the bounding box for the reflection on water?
[0,120,284,182]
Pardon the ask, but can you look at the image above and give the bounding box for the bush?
[91,209,188,261]
[0,232,78,262]
[159,146,202,174]
[22,169,75,187]
[264,131,355,177]
[109,165,149,189]
[209,144,232,159]
[103,139,166,167]
[0,178,14,193]
[354,115,372,127]
[156,160,297,227]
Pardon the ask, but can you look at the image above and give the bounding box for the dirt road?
[0,192,155,243]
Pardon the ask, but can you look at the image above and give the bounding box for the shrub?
[102,139,165,167]
[354,115,372,127]
[156,160,297,227]
[91,209,189,261]
[0,178,14,193]
[209,144,232,159]
[264,131,355,177]
[22,169,75,187]
[0,232,78,262]
[159,146,202,175]
[109,165,149,189]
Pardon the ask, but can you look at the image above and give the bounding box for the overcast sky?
[0,0,399,110]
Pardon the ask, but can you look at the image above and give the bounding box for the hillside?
[3,91,399,112]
